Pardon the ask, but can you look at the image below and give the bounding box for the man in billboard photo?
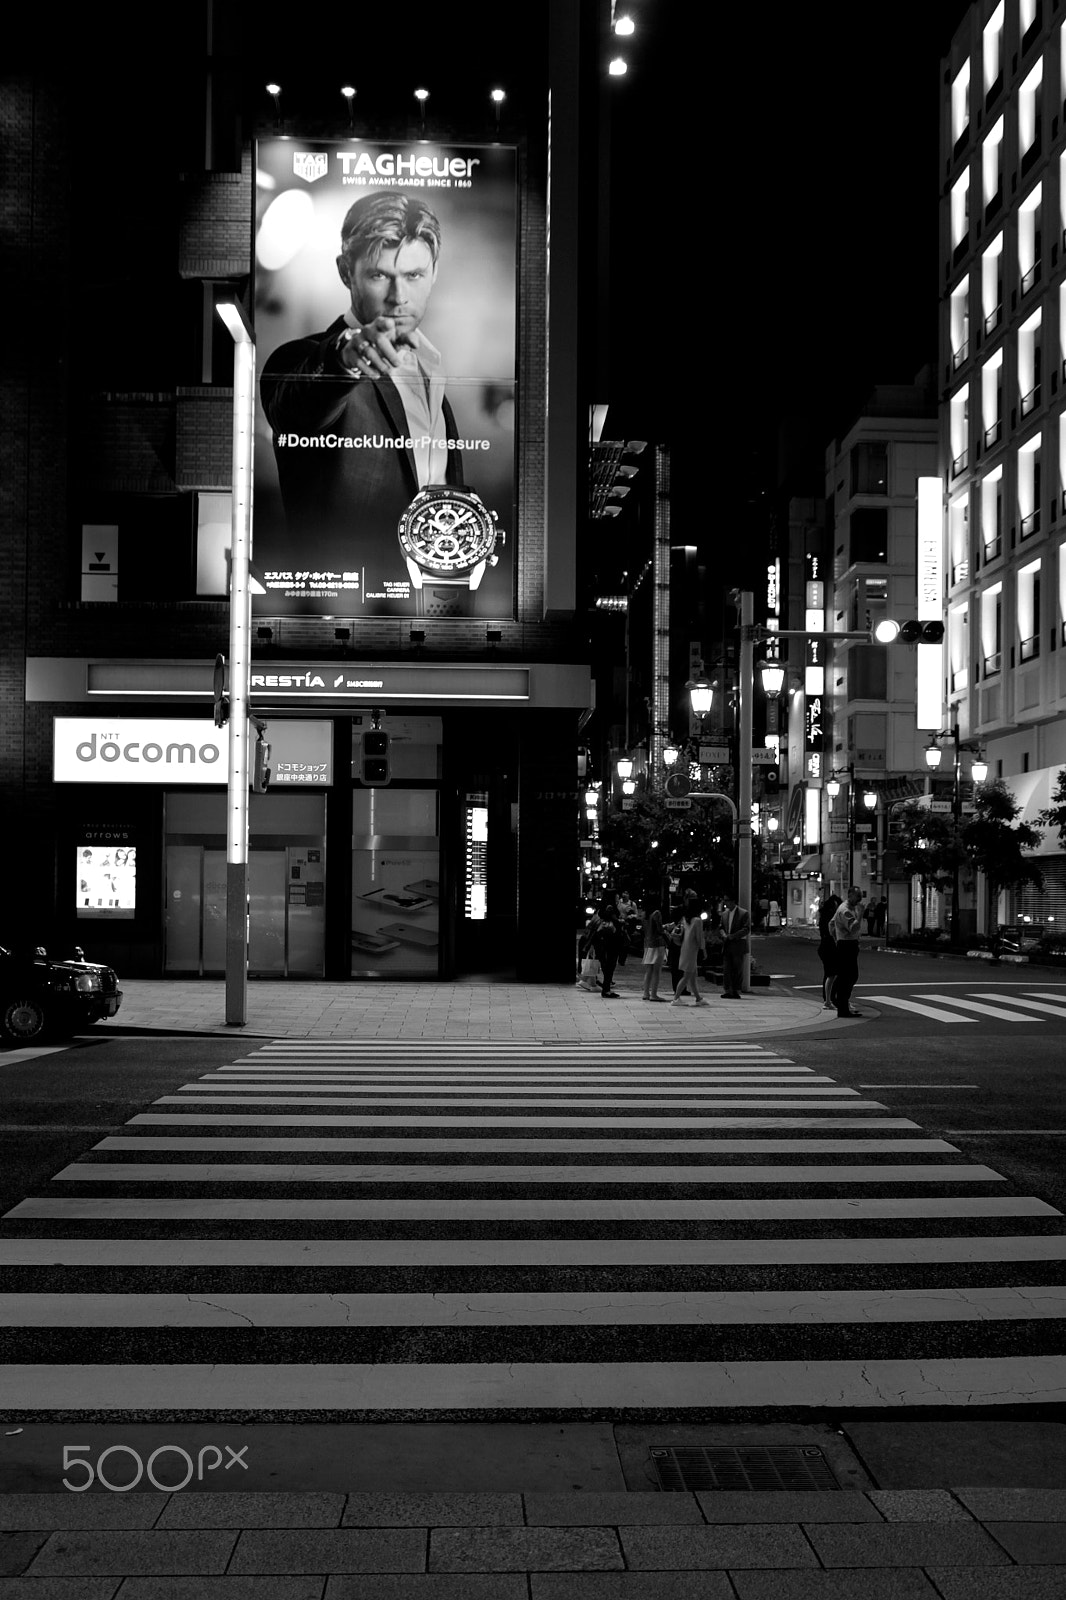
[260,190,465,606]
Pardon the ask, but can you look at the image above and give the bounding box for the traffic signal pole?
[736,590,754,991]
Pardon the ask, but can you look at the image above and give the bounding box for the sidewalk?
[108,968,831,1043]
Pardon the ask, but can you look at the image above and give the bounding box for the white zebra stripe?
[3,1285,1061,1327]
[3,1357,1062,1409]
[12,1197,1043,1222]
[2,1233,1061,1266]
[53,1162,1003,1185]
[93,1137,961,1155]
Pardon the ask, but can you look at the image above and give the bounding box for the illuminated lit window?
[983,3,1004,100]
[1017,432,1041,540]
[949,604,969,691]
[950,170,970,252]
[1017,558,1041,661]
[981,233,1003,334]
[1018,309,1042,418]
[980,467,1003,560]
[950,277,970,369]
[1018,184,1042,295]
[950,386,969,476]
[982,117,1004,211]
[980,582,1002,675]
[951,59,971,146]
[1019,59,1043,166]
[980,349,1003,448]
[949,497,970,586]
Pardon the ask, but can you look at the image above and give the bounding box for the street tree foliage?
[1037,767,1066,851]
[895,780,1043,927]
[600,792,733,901]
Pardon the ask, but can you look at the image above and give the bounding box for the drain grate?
[650,1446,841,1493]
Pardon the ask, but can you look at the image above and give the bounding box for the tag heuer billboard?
[253,139,517,621]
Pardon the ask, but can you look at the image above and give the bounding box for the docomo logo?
[76,734,221,767]
[54,719,228,784]
[63,1442,249,1493]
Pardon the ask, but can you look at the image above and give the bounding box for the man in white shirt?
[830,885,865,1017]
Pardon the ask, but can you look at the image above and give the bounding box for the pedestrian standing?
[874,895,888,936]
[640,895,667,1001]
[830,885,865,1017]
[718,891,750,999]
[671,901,707,1006]
[593,902,623,999]
[817,893,842,1010]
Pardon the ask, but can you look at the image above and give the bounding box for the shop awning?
[794,853,824,876]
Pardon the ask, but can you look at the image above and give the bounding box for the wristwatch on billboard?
[397,485,504,618]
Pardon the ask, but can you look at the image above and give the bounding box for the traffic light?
[251,730,271,793]
[873,620,945,644]
[212,653,228,728]
[361,730,391,786]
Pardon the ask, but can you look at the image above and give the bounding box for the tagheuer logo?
[293,152,328,183]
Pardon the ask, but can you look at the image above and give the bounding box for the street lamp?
[663,743,680,768]
[862,789,878,812]
[687,678,714,717]
[616,755,634,782]
[759,659,786,698]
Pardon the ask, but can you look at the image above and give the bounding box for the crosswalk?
[861,987,1066,1024]
[1,1038,1064,1414]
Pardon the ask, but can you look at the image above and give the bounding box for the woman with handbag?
[640,895,667,1001]
[576,910,602,991]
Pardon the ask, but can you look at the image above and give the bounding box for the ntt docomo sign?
[54,719,225,784]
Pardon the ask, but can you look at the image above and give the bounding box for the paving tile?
[229,1529,424,1574]
[926,1569,1066,1599]
[340,1494,522,1526]
[0,1495,163,1531]
[730,1573,941,1600]
[954,1489,1066,1521]
[620,1525,817,1570]
[326,1578,527,1599]
[524,1493,703,1526]
[695,1492,882,1524]
[803,1523,1012,1568]
[117,1582,325,1600]
[867,1491,973,1523]
[981,1522,1066,1562]
[429,1527,622,1572]
[0,1582,121,1600]
[25,1531,237,1576]
[157,1493,344,1528]
[0,1535,50,1575]
[532,1575,732,1599]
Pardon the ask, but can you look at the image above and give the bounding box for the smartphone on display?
[350,930,400,954]
[358,888,435,913]
[377,923,439,948]
[403,878,440,900]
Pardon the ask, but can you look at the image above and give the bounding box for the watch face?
[399,490,496,574]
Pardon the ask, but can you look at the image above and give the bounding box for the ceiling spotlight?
[414,86,429,132]
[341,85,356,127]
[608,57,628,76]
[490,87,506,133]
[265,82,282,126]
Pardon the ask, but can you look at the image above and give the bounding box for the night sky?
[604,0,973,561]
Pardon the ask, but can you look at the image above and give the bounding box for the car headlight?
[72,973,102,992]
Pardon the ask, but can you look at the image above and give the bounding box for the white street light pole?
[736,589,754,991]
[217,298,255,1028]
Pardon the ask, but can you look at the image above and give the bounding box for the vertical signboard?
[253,139,517,619]
[916,475,945,730]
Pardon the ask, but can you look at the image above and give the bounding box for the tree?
[893,803,966,930]
[893,781,1042,934]
[963,778,1043,925]
[1037,767,1066,851]
[600,791,733,903]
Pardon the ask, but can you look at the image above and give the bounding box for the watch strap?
[418,581,477,618]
